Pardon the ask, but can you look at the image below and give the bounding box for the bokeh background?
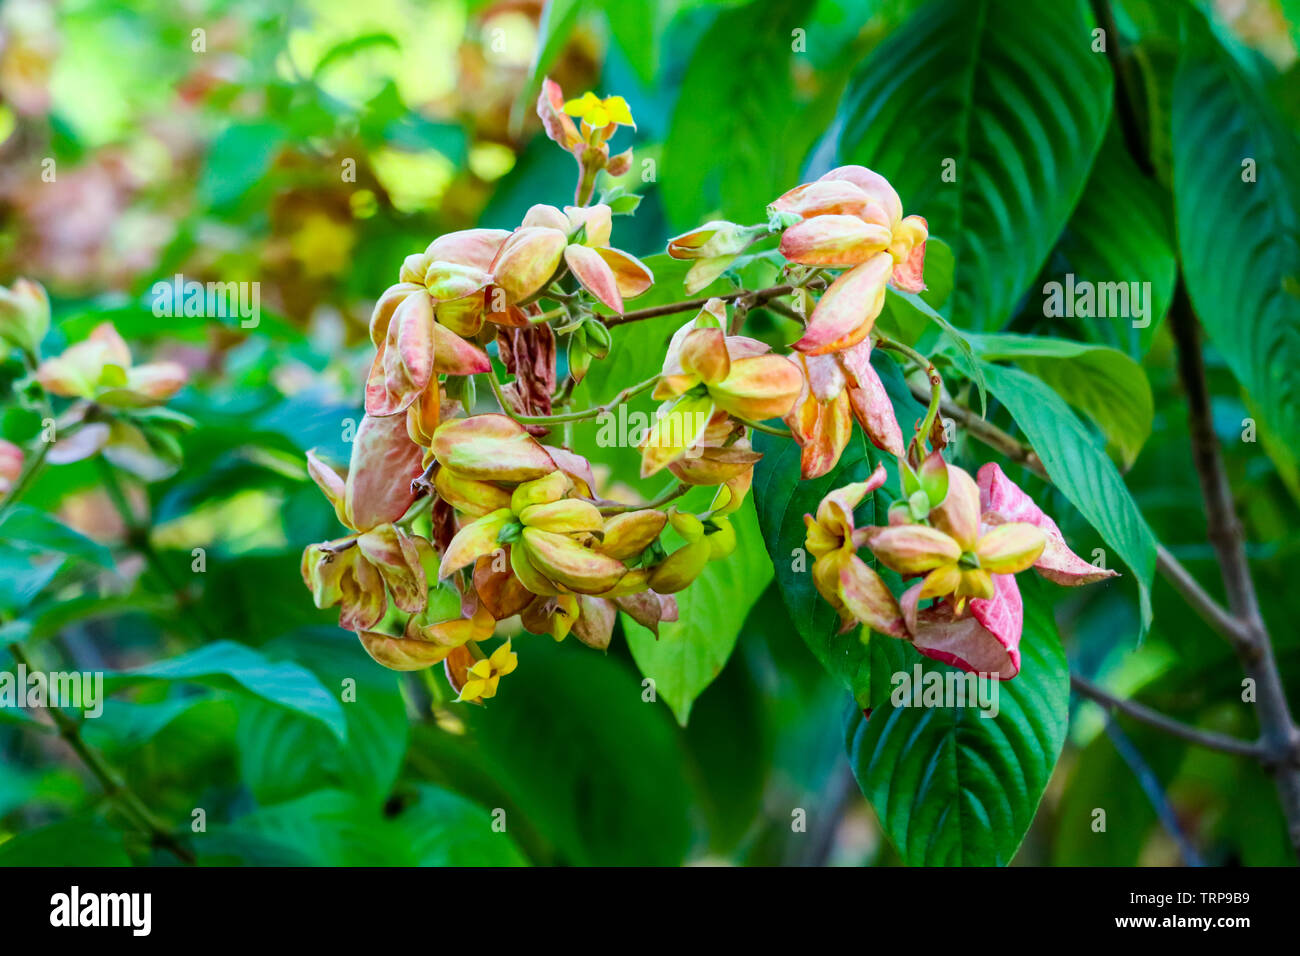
[1,0,1298,866]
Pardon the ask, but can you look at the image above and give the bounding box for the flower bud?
[0,278,50,357]
[647,538,710,593]
[583,318,612,359]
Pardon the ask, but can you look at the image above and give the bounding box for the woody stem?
[874,334,942,453]
[735,416,791,438]
[593,481,691,515]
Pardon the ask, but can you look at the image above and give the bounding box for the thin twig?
[605,284,797,327]
[588,481,690,515]
[1071,673,1265,760]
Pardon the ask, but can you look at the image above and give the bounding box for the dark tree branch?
[1072,673,1265,760]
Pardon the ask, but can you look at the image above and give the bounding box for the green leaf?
[234,630,408,806]
[679,635,769,854]
[0,551,63,614]
[82,697,211,753]
[203,786,528,866]
[980,362,1157,634]
[834,0,1112,329]
[844,580,1069,866]
[751,426,883,707]
[661,0,809,229]
[603,0,664,83]
[0,817,131,866]
[624,502,772,725]
[108,640,347,743]
[204,790,407,866]
[199,122,283,208]
[1172,20,1300,452]
[520,0,585,111]
[962,333,1154,469]
[401,785,530,866]
[1037,123,1176,356]
[0,505,115,569]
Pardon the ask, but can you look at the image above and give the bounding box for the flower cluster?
[805,456,1116,679]
[300,80,1111,700]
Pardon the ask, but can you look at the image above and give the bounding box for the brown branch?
[1168,278,1300,850]
[605,284,797,327]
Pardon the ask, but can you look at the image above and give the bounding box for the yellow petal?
[975,523,1046,574]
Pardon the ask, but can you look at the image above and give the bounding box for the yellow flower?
[803,465,906,636]
[563,92,635,131]
[864,465,1046,613]
[639,299,803,476]
[457,640,519,702]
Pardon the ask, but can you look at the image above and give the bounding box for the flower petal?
[522,203,572,232]
[769,180,875,220]
[357,524,428,613]
[793,253,891,355]
[521,528,628,594]
[929,464,981,552]
[537,78,583,152]
[426,228,512,272]
[491,227,567,302]
[564,204,613,247]
[838,341,905,457]
[430,319,491,376]
[902,574,1022,679]
[431,414,556,482]
[975,522,1047,574]
[440,508,515,578]
[365,291,434,416]
[977,463,1119,585]
[564,243,623,312]
[639,395,715,477]
[818,165,903,226]
[710,354,803,421]
[518,498,604,534]
[889,215,928,293]
[679,327,730,384]
[779,215,892,266]
[306,450,348,526]
[344,413,425,531]
[865,524,962,574]
[595,246,654,300]
[838,554,907,637]
[337,552,387,632]
[599,509,667,560]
